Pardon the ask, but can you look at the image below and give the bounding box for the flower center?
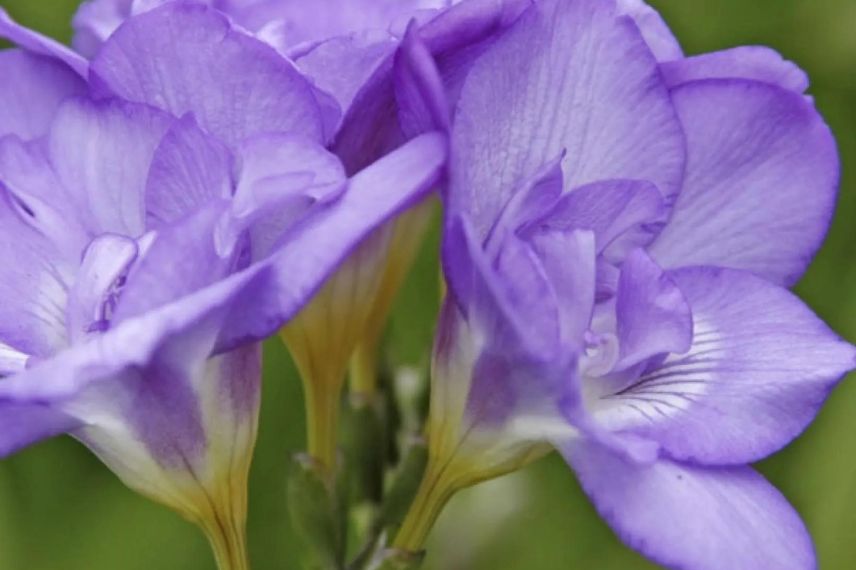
[66,233,140,343]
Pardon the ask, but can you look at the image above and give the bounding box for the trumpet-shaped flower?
[0,3,445,568]
[64,0,477,470]
[399,0,856,568]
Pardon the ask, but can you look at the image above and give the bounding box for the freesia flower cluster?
[0,0,852,569]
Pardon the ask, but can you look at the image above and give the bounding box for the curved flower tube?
[395,0,856,568]
[0,4,446,568]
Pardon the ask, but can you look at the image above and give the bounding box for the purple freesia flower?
[58,0,476,471]
[69,0,529,471]
[399,0,856,568]
[0,3,445,567]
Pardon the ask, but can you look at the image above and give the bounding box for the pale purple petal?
[613,249,692,370]
[650,80,838,286]
[0,403,81,456]
[0,173,76,357]
[102,322,212,469]
[394,23,450,137]
[528,229,596,348]
[442,216,549,356]
[145,114,235,228]
[90,2,335,147]
[113,201,234,323]
[420,0,529,56]
[48,98,173,237]
[493,232,561,353]
[232,133,346,259]
[0,7,89,76]
[466,335,576,430]
[661,47,809,92]
[493,158,565,242]
[72,0,135,57]
[0,342,28,375]
[0,132,443,447]
[563,440,816,570]
[596,266,856,465]
[531,179,666,263]
[0,50,86,140]
[0,135,91,259]
[451,0,685,238]
[294,34,396,125]
[616,0,682,61]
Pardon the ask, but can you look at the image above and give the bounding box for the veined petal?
[451,0,685,238]
[0,7,88,76]
[527,229,596,349]
[48,98,173,237]
[394,23,450,137]
[232,133,346,260]
[562,440,816,570]
[531,178,666,263]
[66,340,260,525]
[0,50,86,141]
[0,134,91,260]
[613,249,692,370]
[113,201,234,324]
[90,2,336,147]
[650,79,838,286]
[661,47,809,92]
[489,157,564,247]
[593,266,856,465]
[145,114,235,229]
[616,0,682,61]
[295,34,396,126]
[0,183,74,357]
[420,0,530,56]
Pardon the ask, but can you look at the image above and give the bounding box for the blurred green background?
[1,0,855,568]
